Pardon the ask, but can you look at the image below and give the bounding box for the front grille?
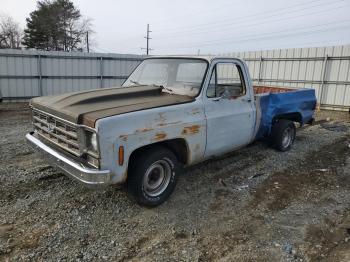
[32,109,80,156]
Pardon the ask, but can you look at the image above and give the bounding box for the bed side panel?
[255,89,316,139]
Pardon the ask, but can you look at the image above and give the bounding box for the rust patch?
[153,132,167,141]
[81,115,96,128]
[135,127,154,133]
[157,121,182,127]
[119,135,128,142]
[191,108,201,115]
[181,125,200,135]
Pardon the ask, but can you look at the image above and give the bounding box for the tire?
[269,119,296,152]
[127,146,179,207]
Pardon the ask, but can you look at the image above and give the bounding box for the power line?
[153,0,336,32]
[154,22,350,50]
[152,0,330,30]
[159,19,350,48]
[151,1,350,48]
[141,24,153,55]
[153,0,348,36]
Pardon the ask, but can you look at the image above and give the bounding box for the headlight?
[86,131,98,152]
[84,131,100,168]
[90,133,98,151]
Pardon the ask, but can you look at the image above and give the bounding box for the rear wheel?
[269,119,296,151]
[127,146,179,207]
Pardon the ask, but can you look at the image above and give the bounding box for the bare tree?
[0,14,22,49]
[79,17,95,52]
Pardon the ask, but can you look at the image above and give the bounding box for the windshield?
[122,58,208,97]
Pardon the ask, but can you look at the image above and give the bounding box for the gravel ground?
[0,103,350,262]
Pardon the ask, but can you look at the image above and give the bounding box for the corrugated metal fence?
[1,45,350,110]
[224,45,350,110]
[0,49,144,100]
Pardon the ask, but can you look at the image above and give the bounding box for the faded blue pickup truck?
[26,56,316,206]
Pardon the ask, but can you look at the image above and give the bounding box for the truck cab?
[26,56,316,206]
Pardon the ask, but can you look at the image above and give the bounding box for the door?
[204,61,255,157]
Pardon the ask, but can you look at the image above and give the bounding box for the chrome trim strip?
[26,132,110,185]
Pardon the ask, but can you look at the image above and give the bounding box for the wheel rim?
[282,127,293,148]
[143,159,172,197]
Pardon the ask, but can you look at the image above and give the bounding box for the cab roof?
[145,55,243,63]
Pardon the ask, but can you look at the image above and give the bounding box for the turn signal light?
[118,146,124,166]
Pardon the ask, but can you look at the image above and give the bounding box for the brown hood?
[30,86,194,127]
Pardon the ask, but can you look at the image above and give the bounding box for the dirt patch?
[303,210,350,261]
[251,137,350,212]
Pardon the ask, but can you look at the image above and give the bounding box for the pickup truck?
[26,56,316,206]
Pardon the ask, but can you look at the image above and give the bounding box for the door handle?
[242,98,252,103]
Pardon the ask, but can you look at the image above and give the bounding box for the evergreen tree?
[23,0,90,51]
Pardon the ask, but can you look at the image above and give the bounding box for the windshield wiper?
[151,84,173,94]
[130,80,143,86]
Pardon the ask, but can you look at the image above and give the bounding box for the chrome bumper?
[26,132,111,185]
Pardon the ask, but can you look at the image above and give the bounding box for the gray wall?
[0,49,144,100]
[223,45,350,110]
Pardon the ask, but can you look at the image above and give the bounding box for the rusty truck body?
[26,56,316,206]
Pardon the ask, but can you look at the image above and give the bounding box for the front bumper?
[26,132,111,185]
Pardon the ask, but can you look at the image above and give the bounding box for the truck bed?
[253,85,294,94]
[253,85,317,139]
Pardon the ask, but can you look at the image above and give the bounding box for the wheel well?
[128,139,189,168]
[273,112,302,124]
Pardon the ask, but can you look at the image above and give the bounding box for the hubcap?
[143,160,172,197]
[282,127,293,148]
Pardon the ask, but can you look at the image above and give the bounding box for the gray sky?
[2,0,350,55]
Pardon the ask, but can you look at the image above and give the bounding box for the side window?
[207,63,245,98]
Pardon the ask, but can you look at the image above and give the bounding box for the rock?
[236,185,249,191]
[282,243,293,254]
[315,168,328,172]
[249,173,265,179]
[218,178,227,187]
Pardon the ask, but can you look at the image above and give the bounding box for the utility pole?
[141,24,153,55]
[86,31,90,53]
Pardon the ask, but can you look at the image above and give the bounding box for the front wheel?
[269,119,296,151]
[127,146,179,207]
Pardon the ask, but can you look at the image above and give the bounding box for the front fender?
[96,100,206,184]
